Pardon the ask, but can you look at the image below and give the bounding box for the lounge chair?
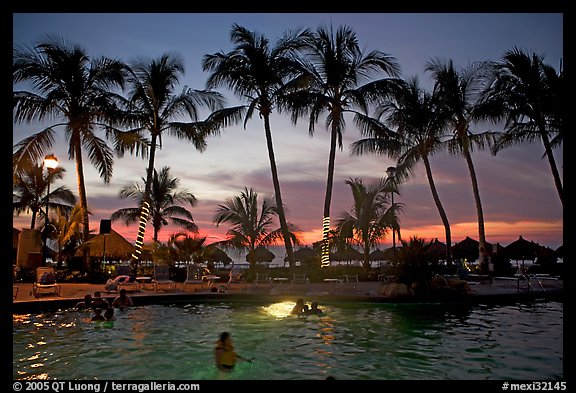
[183,265,207,291]
[291,273,309,286]
[113,265,139,292]
[153,264,176,292]
[253,273,271,287]
[339,274,359,290]
[32,266,61,298]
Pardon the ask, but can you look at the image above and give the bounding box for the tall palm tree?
[118,53,243,267]
[336,177,397,273]
[351,76,454,264]
[202,24,310,269]
[476,47,563,205]
[13,162,76,229]
[426,58,495,271]
[285,24,401,264]
[13,35,139,270]
[213,187,301,271]
[111,166,198,243]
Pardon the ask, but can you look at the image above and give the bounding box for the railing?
[517,273,546,293]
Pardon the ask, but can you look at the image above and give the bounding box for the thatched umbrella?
[451,236,480,261]
[78,229,134,260]
[290,246,317,262]
[503,236,538,261]
[246,246,275,263]
[331,245,363,263]
[426,238,447,261]
[503,235,539,270]
[207,247,232,264]
[370,248,387,261]
[555,244,564,258]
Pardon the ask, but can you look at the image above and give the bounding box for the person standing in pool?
[290,298,305,315]
[214,332,253,372]
[112,289,133,310]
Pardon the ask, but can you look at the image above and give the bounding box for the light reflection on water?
[13,301,563,380]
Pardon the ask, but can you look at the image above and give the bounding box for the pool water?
[13,300,563,380]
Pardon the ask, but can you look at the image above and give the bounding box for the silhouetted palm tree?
[202,24,310,268]
[13,35,138,270]
[51,203,84,267]
[118,53,243,266]
[285,24,401,263]
[336,177,397,273]
[476,47,563,205]
[168,232,210,265]
[111,166,198,243]
[213,187,301,271]
[351,76,454,263]
[426,58,495,269]
[13,161,76,229]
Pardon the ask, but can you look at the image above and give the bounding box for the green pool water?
[13,300,563,380]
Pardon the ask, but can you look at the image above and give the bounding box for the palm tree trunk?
[463,147,488,271]
[423,155,452,264]
[262,114,295,268]
[74,142,91,272]
[363,242,371,273]
[539,124,563,205]
[131,133,158,271]
[322,123,339,263]
[30,210,37,229]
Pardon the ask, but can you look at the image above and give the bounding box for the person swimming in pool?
[214,332,253,372]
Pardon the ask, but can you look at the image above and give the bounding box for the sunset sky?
[12,12,564,251]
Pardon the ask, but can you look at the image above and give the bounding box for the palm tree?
[426,58,495,271]
[351,76,454,264]
[13,162,76,229]
[476,47,563,205]
[51,203,84,268]
[13,35,138,270]
[335,177,397,273]
[285,24,401,264]
[168,232,210,265]
[202,24,310,269]
[111,166,198,243]
[118,53,243,267]
[213,187,301,271]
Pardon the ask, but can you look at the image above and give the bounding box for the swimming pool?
[13,299,563,380]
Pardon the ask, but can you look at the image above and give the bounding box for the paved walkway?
[13,275,563,306]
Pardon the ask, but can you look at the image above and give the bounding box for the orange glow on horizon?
[104,219,563,249]
[12,214,562,250]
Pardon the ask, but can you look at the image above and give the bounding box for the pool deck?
[12,276,564,314]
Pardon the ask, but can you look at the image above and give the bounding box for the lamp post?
[386,166,396,251]
[42,154,59,266]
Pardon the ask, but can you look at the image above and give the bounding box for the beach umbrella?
[289,246,317,262]
[555,245,564,258]
[426,238,447,261]
[503,235,538,261]
[331,245,363,262]
[451,236,480,261]
[370,248,387,261]
[77,229,134,259]
[207,247,232,263]
[246,246,275,263]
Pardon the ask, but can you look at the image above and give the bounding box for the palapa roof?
[246,246,275,263]
[77,229,134,258]
[503,235,538,261]
[290,246,318,262]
